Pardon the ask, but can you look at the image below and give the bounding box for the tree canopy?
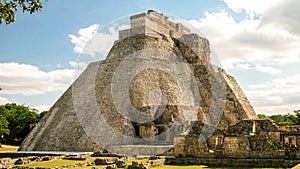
[258,110,300,125]
[0,106,10,137]
[0,103,44,145]
[0,0,43,25]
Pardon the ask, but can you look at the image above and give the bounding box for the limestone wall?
[19,63,103,151]
[166,157,300,168]
[226,119,280,135]
[108,145,173,156]
[130,14,146,28]
[224,75,257,119]
[176,34,210,64]
[169,22,190,38]
[119,10,190,40]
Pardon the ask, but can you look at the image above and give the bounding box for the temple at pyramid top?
[119,10,191,40]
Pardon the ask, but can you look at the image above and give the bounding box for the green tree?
[257,111,300,125]
[0,103,40,145]
[0,106,9,147]
[268,113,298,125]
[258,114,267,119]
[39,110,47,119]
[0,0,43,25]
[294,110,300,124]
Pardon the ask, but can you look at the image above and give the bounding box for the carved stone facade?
[172,118,300,166]
[119,10,190,40]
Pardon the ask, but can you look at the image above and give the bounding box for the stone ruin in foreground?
[19,10,300,168]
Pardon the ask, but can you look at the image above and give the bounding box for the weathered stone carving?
[19,10,257,153]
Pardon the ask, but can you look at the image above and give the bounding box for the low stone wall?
[166,157,300,168]
[215,150,290,159]
[174,150,299,159]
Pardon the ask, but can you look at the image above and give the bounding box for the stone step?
[108,145,173,157]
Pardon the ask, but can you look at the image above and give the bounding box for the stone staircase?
[108,145,173,157]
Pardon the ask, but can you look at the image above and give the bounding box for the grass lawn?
[70,166,95,169]
[20,157,98,168]
[70,167,124,169]
[10,155,287,169]
[69,158,150,169]
[293,165,300,169]
[0,145,19,152]
[151,165,283,169]
[151,165,208,169]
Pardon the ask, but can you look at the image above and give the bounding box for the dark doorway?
[133,124,140,138]
[157,126,167,141]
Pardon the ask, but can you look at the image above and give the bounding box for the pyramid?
[19,10,257,153]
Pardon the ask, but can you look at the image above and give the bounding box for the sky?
[0,0,299,115]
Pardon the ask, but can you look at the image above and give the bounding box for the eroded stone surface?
[19,10,257,153]
[0,158,13,169]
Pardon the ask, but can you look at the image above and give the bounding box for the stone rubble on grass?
[94,158,117,165]
[0,152,168,169]
[62,155,87,161]
[0,158,13,169]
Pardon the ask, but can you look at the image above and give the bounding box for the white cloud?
[32,104,51,112]
[0,96,10,105]
[69,61,89,78]
[69,61,88,70]
[69,24,99,54]
[255,65,282,74]
[69,24,129,57]
[222,0,283,15]
[188,9,300,68]
[247,74,300,114]
[0,62,74,96]
[236,62,251,70]
[255,104,300,116]
[261,0,300,36]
